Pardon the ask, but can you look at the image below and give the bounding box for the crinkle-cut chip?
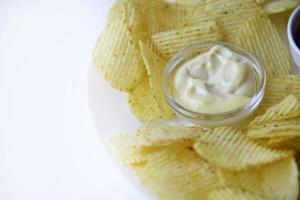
[247,120,300,139]
[128,79,167,122]
[106,0,126,24]
[125,0,148,44]
[216,168,265,196]
[108,133,159,166]
[152,20,222,58]
[176,0,202,5]
[139,41,175,117]
[259,75,300,111]
[146,1,192,34]
[162,4,195,30]
[93,21,145,92]
[261,157,299,200]
[144,2,195,51]
[248,95,300,126]
[193,127,292,170]
[258,137,297,148]
[255,0,270,4]
[268,138,300,151]
[216,157,299,200]
[264,0,300,14]
[235,15,291,78]
[135,142,221,200]
[186,2,207,21]
[269,11,291,46]
[187,0,264,42]
[207,188,267,200]
[185,12,210,27]
[137,121,203,146]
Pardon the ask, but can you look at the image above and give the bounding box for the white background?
[0,0,148,199]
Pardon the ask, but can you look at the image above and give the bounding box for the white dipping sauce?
[173,45,256,114]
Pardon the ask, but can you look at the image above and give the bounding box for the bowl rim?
[288,5,300,57]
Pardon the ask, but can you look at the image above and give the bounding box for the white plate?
[88,2,298,200]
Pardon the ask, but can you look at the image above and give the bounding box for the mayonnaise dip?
[173,45,256,114]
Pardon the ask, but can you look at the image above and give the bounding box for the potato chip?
[187,0,264,42]
[247,119,300,139]
[207,188,267,200]
[93,21,145,92]
[128,78,167,122]
[152,20,222,58]
[108,133,151,166]
[139,41,175,117]
[176,0,202,5]
[216,168,265,196]
[255,0,270,4]
[257,137,297,148]
[106,0,126,24]
[163,4,195,30]
[216,157,299,200]
[264,0,300,14]
[269,10,292,43]
[146,1,193,35]
[269,138,300,151]
[135,142,220,200]
[137,122,203,146]
[193,127,292,170]
[125,0,148,44]
[186,2,207,21]
[249,95,300,126]
[235,14,291,78]
[260,75,300,110]
[261,156,299,200]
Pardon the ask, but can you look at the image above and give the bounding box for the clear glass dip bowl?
[163,42,266,127]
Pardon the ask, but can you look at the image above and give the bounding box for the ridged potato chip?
[146,1,193,35]
[216,168,265,196]
[128,78,166,122]
[259,137,297,148]
[106,0,126,24]
[217,157,299,199]
[135,142,220,200]
[186,2,207,21]
[270,139,300,151]
[125,0,149,44]
[257,137,300,150]
[176,0,202,5]
[235,14,291,78]
[247,120,300,139]
[264,0,300,14]
[256,0,270,4]
[93,21,145,92]
[152,20,222,58]
[187,0,264,42]
[249,95,300,126]
[207,188,267,200]
[193,127,292,170]
[216,157,299,200]
[137,122,203,146]
[260,75,300,110]
[162,3,195,30]
[269,10,292,42]
[261,157,299,200]
[139,41,174,117]
[108,133,155,166]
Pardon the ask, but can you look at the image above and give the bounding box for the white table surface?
[0,0,148,199]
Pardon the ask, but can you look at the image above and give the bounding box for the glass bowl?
[162,41,266,127]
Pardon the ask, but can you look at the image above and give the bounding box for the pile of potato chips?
[93,0,300,199]
[110,94,300,200]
